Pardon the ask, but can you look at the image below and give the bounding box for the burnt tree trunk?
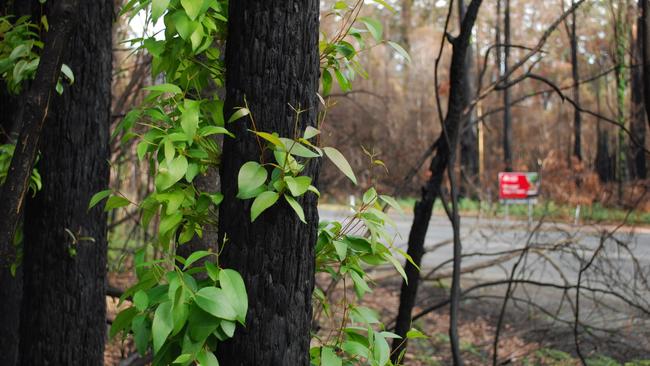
[503,0,513,172]
[458,0,480,198]
[217,1,320,365]
[570,0,582,161]
[595,78,614,182]
[631,3,647,179]
[18,2,112,365]
[391,1,483,363]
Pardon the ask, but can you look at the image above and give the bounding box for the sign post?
[498,172,541,225]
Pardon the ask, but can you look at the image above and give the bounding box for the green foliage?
[103,0,412,365]
[309,186,423,366]
[319,0,411,96]
[0,15,74,95]
[110,251,248,364]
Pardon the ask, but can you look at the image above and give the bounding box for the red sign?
[498,172,540,200]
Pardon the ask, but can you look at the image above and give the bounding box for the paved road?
[320,207,650,312]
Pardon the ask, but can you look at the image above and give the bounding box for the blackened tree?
[18,1,113,365]
[217,1,321,365]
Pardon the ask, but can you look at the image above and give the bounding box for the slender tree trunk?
[18,2,112,365]
[571,0,582,160]
[614,3,629,201]
[642,0,650,128]
[391,2,483,364]
[459,0,480,197]
[631,2,647,179]
[595,77,614,182]
[216,1,320,365]
[503,0,513,172]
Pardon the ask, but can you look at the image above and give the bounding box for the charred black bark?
[503,0,513,172]
[18,1,112,365]
[0,0,78,271]
[216,1,320,365]
[595,78,615,182]
[391,1,483,363]
[458,0,480,198]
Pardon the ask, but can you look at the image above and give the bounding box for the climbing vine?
[100,0,422,365]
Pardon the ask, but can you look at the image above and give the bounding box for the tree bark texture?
[458,0,480,197]
[217,1,320,365]
[0,0,78,273]
[18,1,112,365]
[570,0,582,161]
[503,0,513,172]
[391,1,483,363]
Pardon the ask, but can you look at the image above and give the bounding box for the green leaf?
[388,41,412,63]
[88,189,111,210]
[134,290,149,312]
[132,315,150,355]
[253,131,285,148]
[351,306,380,324]
[152,301,173,353]
[164,139,175,163]
[333,240,347,261]
[220,320,236,337]
[172,354,193,364]
[145,83,182,95]
[379,194,404,214]
[196,349,219,366]
[279,138,321,158]
[322,69,333,96]
[237,161,268,199]
[170,11,196,40]
[373,332,390,366]
[159,212,183,236]
[369,0,396,12]
[199,125,234,138]
[250,191,279,222]
[284,176,311,197]
[183,250,212,270]
[303,126,320,140]
[194,287,237,320]
[333,69,351,92]
[219,269,248,323]
[228,108,250,123]
[155,155,188,191]
[359,17,383,42]
[110,307,138,338]
[104,196,131,211]
[181,99,200,141]
[323,147,357,184]
[342,340,369,359]
[385,254,408,283]
[406,328,428,339]
[363,187,377,205]
[60,64,74,84]
[190,24,204,51]
[181,0,203,20]
[151,0,170,22]
[350,271,371,297]
[284,194,305,223]
[321,347,342,366]
[205,261,220,282]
